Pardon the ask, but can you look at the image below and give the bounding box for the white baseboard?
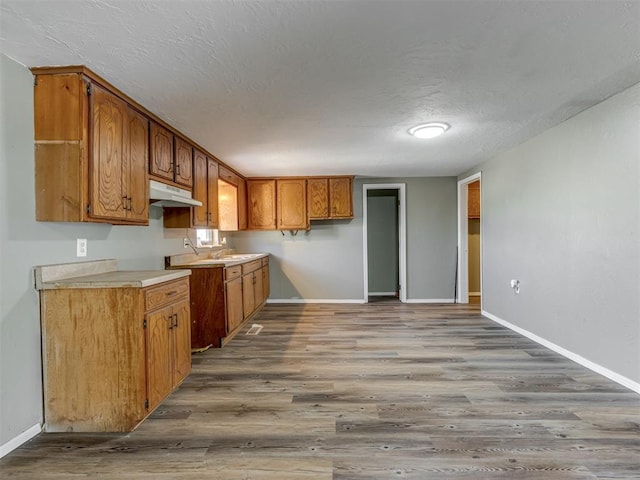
[0,423,41,459]
[267,299,366,304]
[482,310,640,394]
[368,292,396,296]
[405,298,455,304]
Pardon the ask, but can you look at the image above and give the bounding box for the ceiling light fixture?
[408,122,450,139]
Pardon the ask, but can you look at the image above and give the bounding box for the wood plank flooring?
[2,303,639,479]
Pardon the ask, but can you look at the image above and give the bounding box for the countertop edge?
[38,269,191,290]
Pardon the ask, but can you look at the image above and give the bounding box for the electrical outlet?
[183,238,190,248]
[77,238,87,257]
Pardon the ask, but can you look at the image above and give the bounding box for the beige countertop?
[165,252,269,268]
[34,259,191,290]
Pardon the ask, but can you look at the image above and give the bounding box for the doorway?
[363,184,407,303]
[457,173,482,305]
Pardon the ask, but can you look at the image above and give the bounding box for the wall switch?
[510,279,520,294]
[77,238,87,257]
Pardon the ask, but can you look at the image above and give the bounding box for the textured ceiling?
[1,0,639,177]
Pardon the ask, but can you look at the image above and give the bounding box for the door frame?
[362,183,407,303]
[457,172,482,304]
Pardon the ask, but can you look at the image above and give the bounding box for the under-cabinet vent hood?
[149,180,202,207]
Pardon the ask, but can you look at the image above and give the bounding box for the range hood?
[149,180,203,207]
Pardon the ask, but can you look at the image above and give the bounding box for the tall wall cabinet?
[33,68,149,224]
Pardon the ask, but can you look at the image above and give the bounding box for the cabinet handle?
[166,290,178,296]
[129,197,133,211]
[168,315,174,329]
[123,195,128,211]
[175,163,181,176]
[173,313,178,328]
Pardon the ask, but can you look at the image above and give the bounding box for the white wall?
[460,82,640,386]
[0,55,195,451]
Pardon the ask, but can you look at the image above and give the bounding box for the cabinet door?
[237,178,248,230]
[329,177,353,218]
[307,178,329,219]
[277,179,308,230]
[150,122,173,181]
[262,264,270,301]
[126,107,149,222]
[254,270,264,306]
[172,299,191,387]
[225,277,244,333]
[174,137,193,187]
[146,306,174,410]
[242,273,256,318]
[207,158,219,228]
[247,179,277,230]
[90,84,127,220]
[192,149,209,226]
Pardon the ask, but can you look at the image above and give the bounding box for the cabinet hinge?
[143,319,147,328]
[144,399,149,410]
[33,76,38,87]
[86,83,92,96]
[86,204,91,214]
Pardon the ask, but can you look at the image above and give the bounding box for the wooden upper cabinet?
[165,149,218,229]
[247,179,277,230]
[149,124,193,189]
[305,176,353,220]
[191,149,209,227]
[237,178,248,230]
[174,137,193,187]
[149,122,173,182]
[206,157,219,229]
[329,177,353,218]
[33,70,148,225]
[468,180,480,219]
[307,178,329,219]
[277,178,308,230]
[218,165,248,231]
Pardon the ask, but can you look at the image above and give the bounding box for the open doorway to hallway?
[457,173,482,306]
[363,184,407,303]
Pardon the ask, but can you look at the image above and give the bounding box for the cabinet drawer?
[225,265,242,281]
[261,256,269,267]
[145,278,189,312]
[242,259,262,274]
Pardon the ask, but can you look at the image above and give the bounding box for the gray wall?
[0,55,196,446]
[460,82,640,384]
[231,177,458,301]
[367,193,398,294]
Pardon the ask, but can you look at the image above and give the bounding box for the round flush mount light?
[408,122,450,139]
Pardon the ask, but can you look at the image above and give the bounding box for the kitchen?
[1,1,639,477]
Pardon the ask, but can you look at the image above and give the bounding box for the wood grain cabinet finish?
[218,165,248,231]
[306,176,354,220]
[33,72,149,225]
[149,126,194,189]
[166,256,269,348]
[39,277,191,432]
[247,179,277,230]
[164,149,218,228]
[276,178,309,230]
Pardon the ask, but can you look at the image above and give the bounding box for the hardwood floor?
[3,303,639,479]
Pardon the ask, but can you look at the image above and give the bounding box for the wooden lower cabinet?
[167,256,270,348]
[39,277,191,432]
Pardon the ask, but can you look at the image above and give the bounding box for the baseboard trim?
[482,310,640,394]
[405,298,455,304]
[368,292,396,296]
[0,423,41,459]
[267,299,366,304]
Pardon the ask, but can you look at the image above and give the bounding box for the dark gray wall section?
[367,194,398,293]
[459,82,640,384]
